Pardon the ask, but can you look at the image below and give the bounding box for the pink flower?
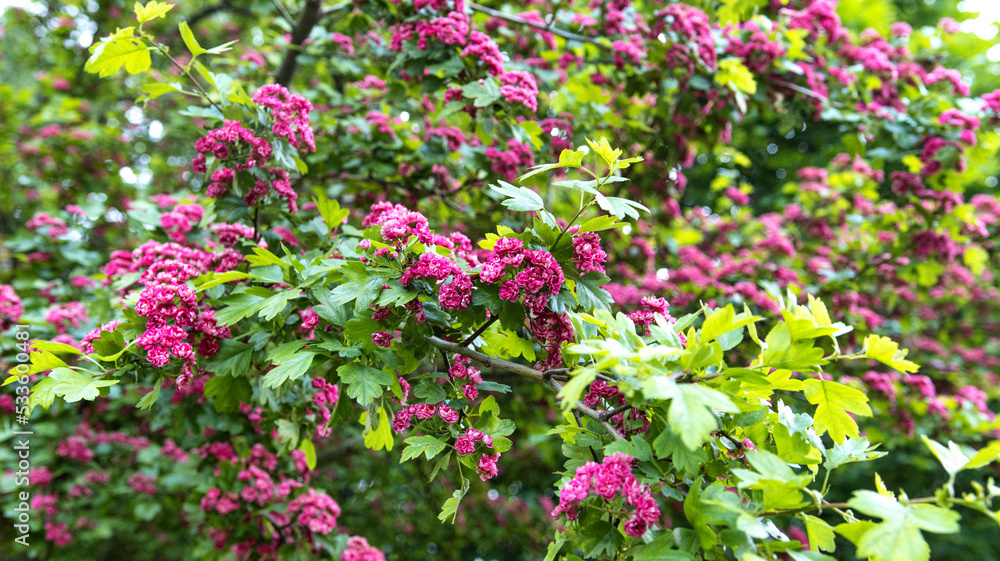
[372,331,392,348]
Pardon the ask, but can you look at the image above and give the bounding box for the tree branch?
[427,336,544,380]
[425,336,624,440]
[275,0,323,87]
[466,2,611,49]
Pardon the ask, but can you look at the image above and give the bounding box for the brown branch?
[425,336,624,440]
[427,336,544,380]
[275,0,323,87]
[466,2,611,49]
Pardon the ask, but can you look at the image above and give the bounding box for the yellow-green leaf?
[863,335,919,374]
[716,58,758,95]
[134,1,174,23]
[802,379,872,443]
[178,21,207,58]
[85,27,151,77]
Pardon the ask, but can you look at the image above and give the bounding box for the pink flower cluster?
[454,427,493,455]
[126,257,232,382]
[485,140,535,182]
[391,402,459,433]
[340,536,385,561]
[45,302,88,334]
[286,488,341,534]
[310,377,340,438]
[448,353,484,400]
[160,203,205,243]
[571,231,607,274]
[499,71,539,112]
[26,212,69,238]
[551,453,660,537]
[201,487,241,515]
[480,237,564,315]
[252,84,316,152]
[0,284,24,328]
[214,222,256,247]
[654,3,717,72]
[399,253,473,311]
[192,120,299,213]
[528,311,575,371]
[584,380,649,437]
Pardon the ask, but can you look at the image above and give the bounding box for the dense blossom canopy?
[1,0,1000,560]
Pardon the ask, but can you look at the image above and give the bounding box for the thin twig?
[426,336,624,440]
[461,315,499,347]
[600,402,632,421]
[467,2,610,49]
[146,40,224,114]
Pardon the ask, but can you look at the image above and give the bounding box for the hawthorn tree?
[1,1,1000,560]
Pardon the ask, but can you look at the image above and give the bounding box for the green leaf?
[846,491,960,561]
[438,478,470,523]
[85,27,151,77]
[29,368,118,412]
[361,406,394,451]
[30,340,83,355]
[315,193,350,231]
[578,215,622,233]
[863,335,919,374]
[557,369,597,410]
[594,193,648,220]
[134,1,174,23]
[196,271,255,291]
[490,181,544,212]
[204,340,253,377]
[651,379,738,449]
[803,515,836,553]
[263,352,316,389]
[401,435,448,462]
[204,373,253,412]
[338,362,392,406]
[921,436,973,477]
[136,379,162,410]
[653,426,709,477]
[214,292,269,325]
[257,289,302,321]
[178,21,207,57]
[802,379,872,443]
[299,438,317,470]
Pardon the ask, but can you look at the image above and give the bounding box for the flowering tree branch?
[426,336,625,440]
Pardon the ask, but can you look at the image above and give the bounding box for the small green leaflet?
[134,1,174,23]
[802,379,872,443]
[85,27,151,77]
[204,373,253,411]
[438,478,470,524]
[844,490,960,561]
[401,435,448,462]
[863,335,919,374]
[262,351,316,389]
[338,362,393,406]
[361,406,394,451]
[646,378,738,449]
[28,368,119,414]
[299,438,317,470]
[593,193,648,221]
[490,181,544,212]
